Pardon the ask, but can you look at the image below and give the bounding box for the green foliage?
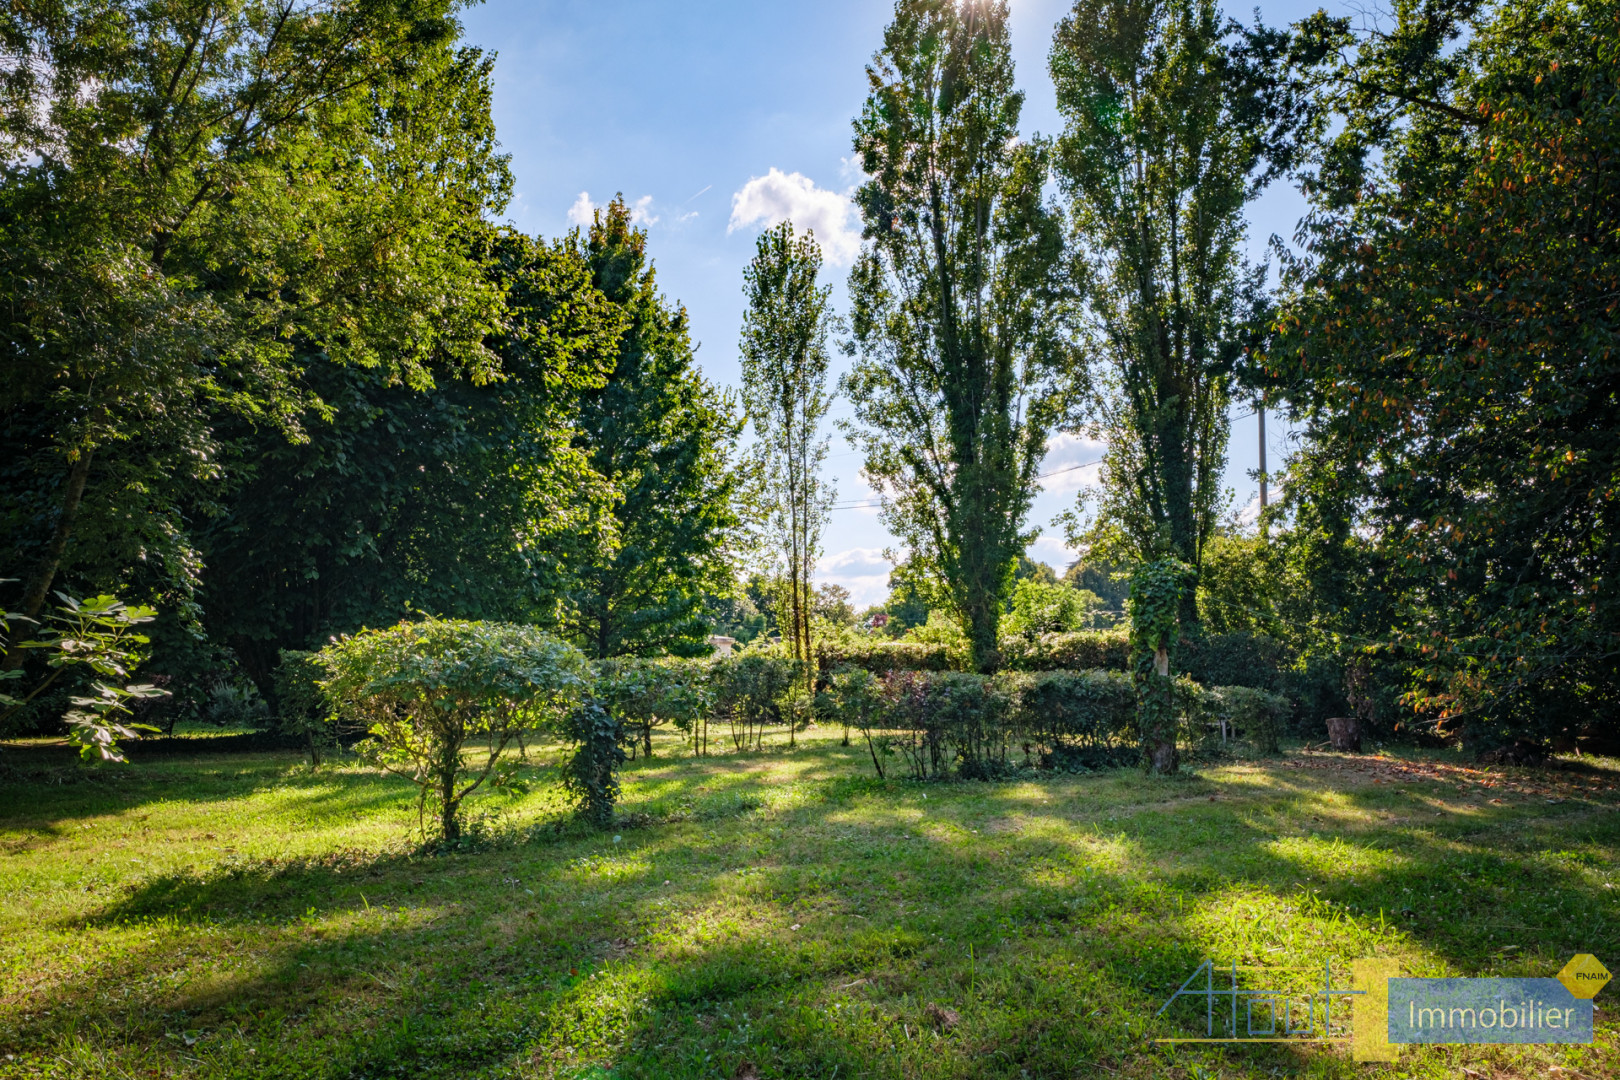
[1063,560,1131,616]
[593,656,711,759]
[825,667,891,777]
[1002,577,1102,639]
[709,653,804,753]
[200,231,625,692]
[0,1,511,628]
[201,681,270,731]
[1196,535,1280,635]
[1000,629,1132,673]
[1199,684,1291,756]
[316,619,588,840]
[847,668,1139,780]
[1130,559,1193,773]
[1266,0,1620,750]
[1,592,165,762]
[1004,669,1138,769]
[1177,630,1292,694]
[842,0,1082,673]
[1052,0,1306,621]
[272,650,338,767]
[568,198,745,661]
[740,221,838,696]
[561,697,625,829]
[814,639,954,680]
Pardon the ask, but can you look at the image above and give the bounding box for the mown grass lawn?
[1,730,1617,1080]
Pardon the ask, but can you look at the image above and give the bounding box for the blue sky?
[457,0,1328,606]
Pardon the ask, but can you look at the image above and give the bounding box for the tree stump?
[1326,716,1362,753]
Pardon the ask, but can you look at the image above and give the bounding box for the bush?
[1200,685,1292,756]
[1002,577,1101,638]
[1003,669,1137,770]
[272,650,343,765]
[824,667,891,776]
[1179,631,1292,693]
[709,653,803,752]
[1001,629,1131,673]
[814,639,953,682]
[202,679,270,730]
[317,619,589,840]
[562,697,625,828]
[594,657,710,759]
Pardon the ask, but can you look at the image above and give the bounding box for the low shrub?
[562,697,625,828]
[317,619,589,840]
[594,657,710,759]
[202,679,270,730]
[1001,630,1131,673]
[1004,669,1137,770]
[1198,684,1292,755]
[708,653,804,752]
[272,650,335,764]
[824,667,891,777]
[1179,631,1293,693]
[822,668,1137,780]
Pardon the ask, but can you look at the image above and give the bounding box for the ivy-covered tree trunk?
[565,698,626,828]
[1130,560,1192,775]
[436,725,465,842]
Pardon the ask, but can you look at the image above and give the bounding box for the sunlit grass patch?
[0,732,1616,1079]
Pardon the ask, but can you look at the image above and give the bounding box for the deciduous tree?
[843,0,1079,673]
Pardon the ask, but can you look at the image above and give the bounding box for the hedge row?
[822,667,1287,779]
[815,629,1289,693]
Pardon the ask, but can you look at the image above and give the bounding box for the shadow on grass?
[3,745,1617,1079]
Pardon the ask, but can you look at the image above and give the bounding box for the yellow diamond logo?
[1557,954,1610,999]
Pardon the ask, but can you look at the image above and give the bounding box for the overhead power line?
[828,458,1103,512]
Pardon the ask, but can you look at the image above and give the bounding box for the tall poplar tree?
[842,0,1079,674]
[1050,0,1302,625]
[740,222,837,699]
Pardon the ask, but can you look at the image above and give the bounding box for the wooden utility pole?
[1257,397,1268,532]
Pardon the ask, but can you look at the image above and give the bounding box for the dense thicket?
[199,233,625,692]
[1263,0,1620,751]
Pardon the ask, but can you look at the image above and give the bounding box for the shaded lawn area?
[0,731,1617,1079]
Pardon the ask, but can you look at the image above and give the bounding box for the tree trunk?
[440,779,460,842]
[17,447,93,616]
[1145,646,1179,774]
[4,448,94,672]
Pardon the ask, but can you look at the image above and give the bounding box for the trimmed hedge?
[814,640,952,680]
[1001,630,1132,673]
[814,629,1292,697]
[1178,631,1292,693]
[822,666,1284,778]
[823,668,1139,779]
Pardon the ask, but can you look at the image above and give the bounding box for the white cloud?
[1037,432,1108,495]
[567,191,658,228]
[817,547,894,608]
[567,191,596,226]
[728,168,861,266]
[629,194,658,226]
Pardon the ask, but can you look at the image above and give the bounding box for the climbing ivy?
[563,697,626,828]
[1129,560,1192,774]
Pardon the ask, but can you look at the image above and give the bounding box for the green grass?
[1,730,1617,1079]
